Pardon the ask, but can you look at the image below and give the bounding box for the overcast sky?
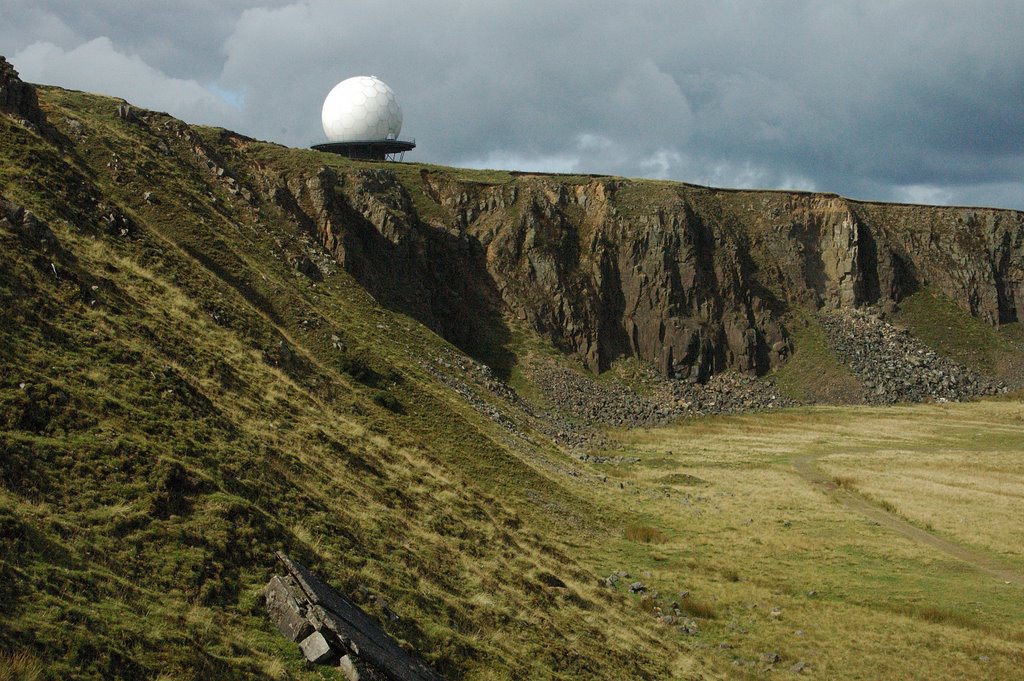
[4,1,1023,209]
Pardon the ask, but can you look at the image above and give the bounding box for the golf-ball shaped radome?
[321,76,403,143]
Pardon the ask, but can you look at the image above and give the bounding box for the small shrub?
[338,350,380,386]
[624,524,667,544]
[918,606,974,626]
[148,460,198,519]
[372,390,402,413]
[658,473,708,486]
[832,475,858,490]
[637,594,658,613]
[536,572,567,589]
[721,568,740,582]
[896,604,978,629]
[877,499,899,514]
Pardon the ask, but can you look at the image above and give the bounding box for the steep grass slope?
[0,85,677,679]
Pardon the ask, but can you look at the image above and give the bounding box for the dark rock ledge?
[264,552,445,680]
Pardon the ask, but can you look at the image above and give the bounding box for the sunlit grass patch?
[0,650,44,681]
[623,524,668,544]
[677,596,717,620]
[772,314,862,403]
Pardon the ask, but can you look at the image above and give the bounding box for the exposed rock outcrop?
[265,552,444,680]
[0,56,46,128]
[268,168,792,381]
[1,196,64,257]
[261,163,1024,384]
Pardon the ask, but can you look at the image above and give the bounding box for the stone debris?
[264,575,314,642]
[1,197,64,256]
[264,552,444,680]
[299,631,335,664]
[420,347,526,437]
[340,653,375,681]
[524,352,794,438]
[578,453,640,464]
[819,307,1004,403]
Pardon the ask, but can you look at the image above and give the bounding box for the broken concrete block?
[269,552,444,679]
[299,630,336,664]
[263,575,313,642]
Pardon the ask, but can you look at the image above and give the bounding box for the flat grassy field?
[575,401,1024,679]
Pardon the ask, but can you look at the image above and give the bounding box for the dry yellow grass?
[0,651,43,681]
[623,524,668,544]
[569,401,1024,679]
[809,404,1024,565]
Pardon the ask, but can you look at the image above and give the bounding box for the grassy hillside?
[896,289,1024,385]
[770,314,862,404]
[0,87,677,680]
[2,84,1024,680]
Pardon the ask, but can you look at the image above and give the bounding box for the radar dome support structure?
[312,76,416,161]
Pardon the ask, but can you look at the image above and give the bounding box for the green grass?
[771,313,862,403]
[0,650,44,681]
[595,403,1024,679]
[897,289,1010,375]
[1,87,678,680]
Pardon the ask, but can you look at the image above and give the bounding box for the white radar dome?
[321,76,403,143]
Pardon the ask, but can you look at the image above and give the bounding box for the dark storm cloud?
[5,0,1023,209]
[2,0,293,80]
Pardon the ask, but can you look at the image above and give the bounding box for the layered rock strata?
[1,56,47,129]
[263,163,1024,382]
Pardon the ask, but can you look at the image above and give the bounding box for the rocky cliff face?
[6,58,1022,384]
[256,159,1024,381]
[1,56,47,129]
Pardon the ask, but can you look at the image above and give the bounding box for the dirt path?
[791,453,1024,587]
